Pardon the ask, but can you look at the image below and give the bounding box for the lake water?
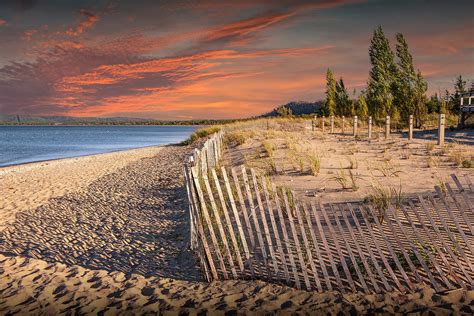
[0,125,198,167]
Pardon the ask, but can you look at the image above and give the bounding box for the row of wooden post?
[313,114,446,145]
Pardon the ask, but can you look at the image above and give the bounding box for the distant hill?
[262,101,323,117]
[0,115,228,125]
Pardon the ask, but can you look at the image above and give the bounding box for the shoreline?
[0,143,169,172]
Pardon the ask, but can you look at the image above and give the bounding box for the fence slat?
[311,201,343,290]
[381,207,424,284]
[447,177,474,234]
[331,204,369,292]
[419,195,472,285]
[241,166,270,277]
[301,202,324,291]
[273,183,301,289]
[283,191,311,290]
[435,186,474,252]
[261,177,290,283]
[320,203,357,292]
[191,167,225,279]
[184,165,212,281]
[365,205,414,292]
[386,205,441,291]
[343,204,381,293]
[357,205,404,292]
[428,192,474,276]
[294,197,319,291]
[221,167,253,275]
[211,169,245,273]
[231,168,256,250]
[398,203,452,291]
[251,169,279,279]
[203,172,238,278]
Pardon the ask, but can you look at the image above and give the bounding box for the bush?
[180,126,221,145]
[462,159,474,168]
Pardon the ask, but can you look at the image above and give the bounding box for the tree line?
[322,26,469,127]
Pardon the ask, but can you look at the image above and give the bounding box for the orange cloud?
[66,9,99,36]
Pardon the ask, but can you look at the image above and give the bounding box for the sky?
[0,0,472,120]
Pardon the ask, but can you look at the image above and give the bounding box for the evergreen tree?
[394,33,427,126]
[355,93,369,119]
[335,78,352,116]
[412,70,428,127]
[449,75,466,113]
[323,69,337,116]
[426,93,440,113]
[366,26,397,119]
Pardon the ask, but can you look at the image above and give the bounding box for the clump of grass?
[180,126,221,145]
[374,161,401,177]
[349,170,362,191]
[308,153,321,176]
[347,156,358,169]
[425,142,436,152]
[435,176,448,195]
[224,130,247,147]
[462,159,474,168]
[329,167,349,190]
[262,140,276,159]
[448,149,466,167]
[365,180,403,224]
[427,155,440,168]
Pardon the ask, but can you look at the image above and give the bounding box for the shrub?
[462,159,474,168]
[224,131,247,147]
[180,126,221,145]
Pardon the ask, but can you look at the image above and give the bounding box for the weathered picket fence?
[183,132,474,293]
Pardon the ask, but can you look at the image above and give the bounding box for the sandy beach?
[1,139,473,314]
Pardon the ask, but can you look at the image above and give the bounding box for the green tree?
[426,93,440,113]
[449,75,466,113]
[355,93,369,119]
[276,105,293,117]
[366,26,397,119]
[335,78,352,116]
[412,70,428,127]
[393,33,427,126]
[323,69,337,116]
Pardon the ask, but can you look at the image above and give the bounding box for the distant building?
[459,82,474,128]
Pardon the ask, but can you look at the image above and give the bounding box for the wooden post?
[368,116,372,139]
[408,114,413,141]
[330,115,334,133]
[353,116,358,137]
[322,116,325,133]
[341,116,345,134]
[385,115,390,139]
[311,119,315,132]
[438,113,445,146]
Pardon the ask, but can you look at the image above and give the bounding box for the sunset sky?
[0,0,472,120]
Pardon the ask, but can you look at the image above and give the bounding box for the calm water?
[0,125,198,167]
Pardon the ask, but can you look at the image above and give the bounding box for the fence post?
[311,118,315,131]
[330,115,334,133]
[408,114,413,141]
[322,116,325,133]
[342,116,345,135]
[438,113,445,146]
[353,116,358,137]
[368,116,372,139]
[385,116,390,139]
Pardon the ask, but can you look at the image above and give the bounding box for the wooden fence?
[183,133,474,293]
